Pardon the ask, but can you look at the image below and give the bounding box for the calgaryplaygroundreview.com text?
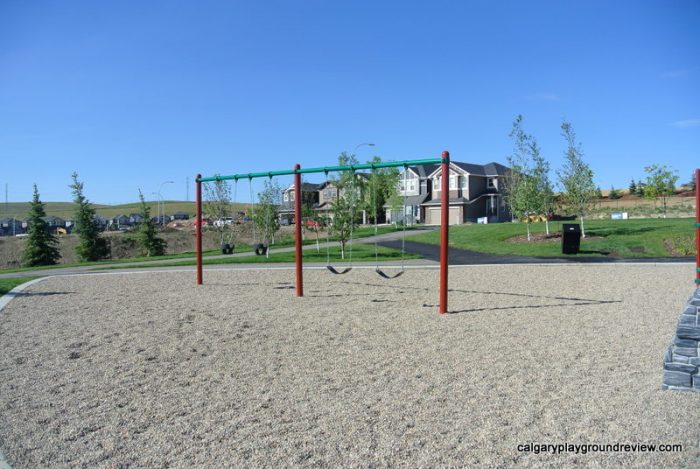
[517,442,683,455]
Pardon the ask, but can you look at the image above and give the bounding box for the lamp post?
[352,143,375,225]
[151,192,163,225]
[157,180,174,225]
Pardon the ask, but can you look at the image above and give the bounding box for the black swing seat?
[326,265,352,275]
[375,268,404,280]
[254,244,268,256]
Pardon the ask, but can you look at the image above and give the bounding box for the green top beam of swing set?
[196,157,449,182]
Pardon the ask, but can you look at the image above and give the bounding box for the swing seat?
[326,265,352,275]
[254,244,268,256]
[375,268,404,280]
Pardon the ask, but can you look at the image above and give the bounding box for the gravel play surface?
[1,265,699,468]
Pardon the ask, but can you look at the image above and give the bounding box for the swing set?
[195,151,452,313]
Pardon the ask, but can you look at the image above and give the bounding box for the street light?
[352,142,375,155]
[157,180,174,225]
[350,143,375,225]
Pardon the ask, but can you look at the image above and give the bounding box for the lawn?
[0,277,37,295]
[0,250,225,274]
[98,244,420,270]
[410,217,696,258]
[0,225,413,274]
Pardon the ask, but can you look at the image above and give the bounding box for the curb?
[0,276,48,469]
[0,277,48,313]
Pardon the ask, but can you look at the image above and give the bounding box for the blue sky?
[1,0,698,204]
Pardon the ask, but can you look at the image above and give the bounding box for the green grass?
[0,225,414,274]
[410,218,696,258]
[96,244,421,270]
[0,249,224,274]
[0,277,38,295]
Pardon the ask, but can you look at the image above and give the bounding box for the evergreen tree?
[629,179,637,195]
[609,186,621,199]
[70,172,109,261]
[689,172,696,192]
[135,190,166,256]
[22,184,61,267]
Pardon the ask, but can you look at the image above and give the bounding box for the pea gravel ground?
[0,265,699,468]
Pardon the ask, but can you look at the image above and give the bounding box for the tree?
[135,190,166,256]
[505,115,544,241]
[253,179,282,258]
[635,181,645,197]
[643,164,678,218]
[609,186,621,200]
[22,184,61,267]
[628,179,637,196]
[365,156,400,224]
[530,138,553,235]
[688,172,696,192]
[327,152,364,258]
[70,172,109,261]
[557,120,596,238]
[203,176,235,246]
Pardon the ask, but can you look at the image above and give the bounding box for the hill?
[0,201,250,220]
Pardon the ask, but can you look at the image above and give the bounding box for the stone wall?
[662,287,700,392]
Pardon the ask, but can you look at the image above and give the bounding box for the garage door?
[427,207,461,225]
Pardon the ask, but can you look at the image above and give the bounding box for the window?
[449,176,456,189]
[283,193,289,202]
[434,176,441,191]
[459,176,467,189]
[290,191,295,202]
[487,177,496,189]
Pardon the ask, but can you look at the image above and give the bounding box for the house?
[129,213,144,224]
[313,174,369,221]
[110,214,131,230]
[384,164,437,225]
[0,218,24,236]
[278,183,321,224]
[421,161,510,224]
[94,215,109,229]
[42,216,67,233]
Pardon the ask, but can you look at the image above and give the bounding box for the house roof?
[425,161,510,178]
[283,182,322,192]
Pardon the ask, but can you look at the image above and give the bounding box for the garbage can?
[562,223,581,254]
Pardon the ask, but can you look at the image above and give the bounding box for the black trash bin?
[562,223,581,254]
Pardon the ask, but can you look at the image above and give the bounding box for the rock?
[677,325,700,340]
[663,370,692,388]
[664,288,700,392]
